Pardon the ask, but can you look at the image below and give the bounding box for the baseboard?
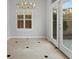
[46,36,51,41]
[8,36,47,39]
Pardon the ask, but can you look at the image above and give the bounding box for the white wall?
[46,0,53,40]
[7,0,47,37]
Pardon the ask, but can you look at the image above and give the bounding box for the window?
[16,13,32,29]
[17,20,24,28]
[25,20,32,28]
[25,14,32,29]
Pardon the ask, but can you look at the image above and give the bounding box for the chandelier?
[16,0,36,9]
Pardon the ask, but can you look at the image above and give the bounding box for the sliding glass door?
[59,0,72,58]
[50,0,59,47]
[50,0,72,58]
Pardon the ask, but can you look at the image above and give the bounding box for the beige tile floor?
[7,38,69,59]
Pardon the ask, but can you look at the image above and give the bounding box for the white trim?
[8,36,47,39]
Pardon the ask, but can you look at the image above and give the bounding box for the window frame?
[16,13,32,30]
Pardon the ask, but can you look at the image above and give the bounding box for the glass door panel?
[63,0,72,50]
[53,8,57,40]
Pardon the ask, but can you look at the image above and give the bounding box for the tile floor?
[7,38,69,59]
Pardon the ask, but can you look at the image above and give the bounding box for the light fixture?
[16,0,36,9]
